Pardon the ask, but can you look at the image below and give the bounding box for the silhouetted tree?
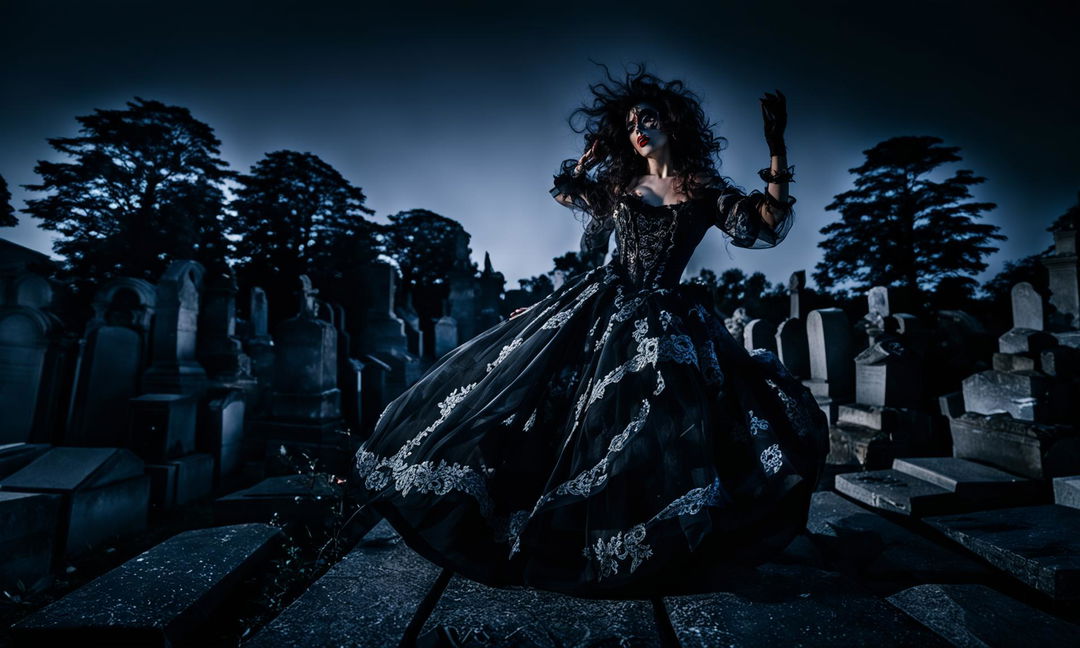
[814,136,1003,308]
[0,175,15,227]
[384,208,477,331]
[22,97,233,304]
[229,150,378,323]
[685,267,787,322]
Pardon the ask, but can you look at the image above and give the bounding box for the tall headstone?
[359,262,421,402]
[0,306,63,444]
[394,289,424,358]
[775,271,810,379]
[804,308,854,406]
[197,270,252,385]
[1011,282,1045,331]
[446,230,478,341]
[270,275,340,421]
[142,260,208,395]
[476,251,505,333]
[244,287,276,417]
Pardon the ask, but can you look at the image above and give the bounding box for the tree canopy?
[0,175,15,227]
[23,97,234,292]
[814,136,1003,305]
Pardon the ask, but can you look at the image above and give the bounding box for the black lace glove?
[760,90,787,157]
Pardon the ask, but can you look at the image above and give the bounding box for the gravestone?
[0,305,63,444]
[1011,281,1045,331]
[446,231,478,342]
[949,412,1080,479]
[393,289,424,357]
[6,271,53,309]
[197,270,253,386]
[475,250,506,333]
[743,318,777,353]
[203,390,245,488]
[775,317,809,379]
[141,260,208,395]
[65,325,142,447]
[803,308,854,423]
[925,504,1080,600]
[270,275,340,421]
[0,490,61,591]
[358,262,422,402]
[434,312,458,358]
[0,447,150,557]
[86,277,155,358]
[11,523,282,646]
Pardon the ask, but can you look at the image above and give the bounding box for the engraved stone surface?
[891,457,1038,503]
[925,505,1080,600]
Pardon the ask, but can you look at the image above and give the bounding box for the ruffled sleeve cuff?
[713,184,795,250]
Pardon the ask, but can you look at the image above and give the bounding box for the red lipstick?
[637,135,649,147]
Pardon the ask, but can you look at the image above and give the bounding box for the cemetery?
[1,208,1079,645]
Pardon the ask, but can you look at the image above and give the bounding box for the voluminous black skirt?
[352,262,829,598]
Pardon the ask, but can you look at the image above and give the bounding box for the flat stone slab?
[246,520,442,647]
[892,457,1039,503]
[663,562,950,647]
[925,505,1080,600]
[214,473,337,527]
[807,491,988,583]
[835,469,956,516]
[419,575,660,647]
[887,583,1080,647]
[13,523,282,646]
[0,446,143,492]
[1054,476,1080,509]
[0,443,50,480]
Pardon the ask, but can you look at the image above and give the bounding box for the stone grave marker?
[141,260,208,395]
[0,447,150,557]
[12,523,281,646]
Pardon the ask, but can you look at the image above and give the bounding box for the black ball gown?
[352,171,829,599]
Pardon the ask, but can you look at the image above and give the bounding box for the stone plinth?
[949,412,1080,479]
[128,393,196,462]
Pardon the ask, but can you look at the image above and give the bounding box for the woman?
[353,65,829,599]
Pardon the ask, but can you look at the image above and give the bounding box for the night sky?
[2,0,1076,293]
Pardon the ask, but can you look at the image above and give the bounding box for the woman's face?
[626,102,669,157]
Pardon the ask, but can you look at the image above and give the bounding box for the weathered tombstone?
[270,276,340,421]
[12,524,282,645]
[775,318,809,379]
[358,262,422,402]
[0,447,150,557]
[787,270,807,320]
[0,490,61,591]
[86,277,155,355]
[0,306,63,444]
[142,260,208,395]
[854,339,919,409]
[446,230,478,341]
[204,390,245,489]
[394,289,424,358]
[65,324,142,447]
[1011,281,1045,331]
[197,270,252,384]
[475,251,506,333]
[434,312,458,359]
[803,308,854,423]
[743,318,777,353]
[360,353,391,435]
[8,271,53,309]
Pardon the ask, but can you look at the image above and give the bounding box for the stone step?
[1054,476,1080,510]
[245,519,442,647]
[662,562,951,647]
[892,457,1040,504]
[887,583,1080,646]
[835,469,956,516]
[807,491,988,584]
[12,523,282,646]
[925,504,1080,601]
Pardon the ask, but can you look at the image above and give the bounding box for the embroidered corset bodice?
[610,195,713,291]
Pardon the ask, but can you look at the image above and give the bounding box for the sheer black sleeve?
[707,177,796,250]
[551,167,616,269]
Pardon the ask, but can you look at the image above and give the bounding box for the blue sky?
[1,1,1075,292]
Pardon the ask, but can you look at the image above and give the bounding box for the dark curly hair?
[560,62,729,205]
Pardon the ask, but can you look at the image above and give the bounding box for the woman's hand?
[574,137,601,175]
[509,306,530,320]
[760,90,787,157]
